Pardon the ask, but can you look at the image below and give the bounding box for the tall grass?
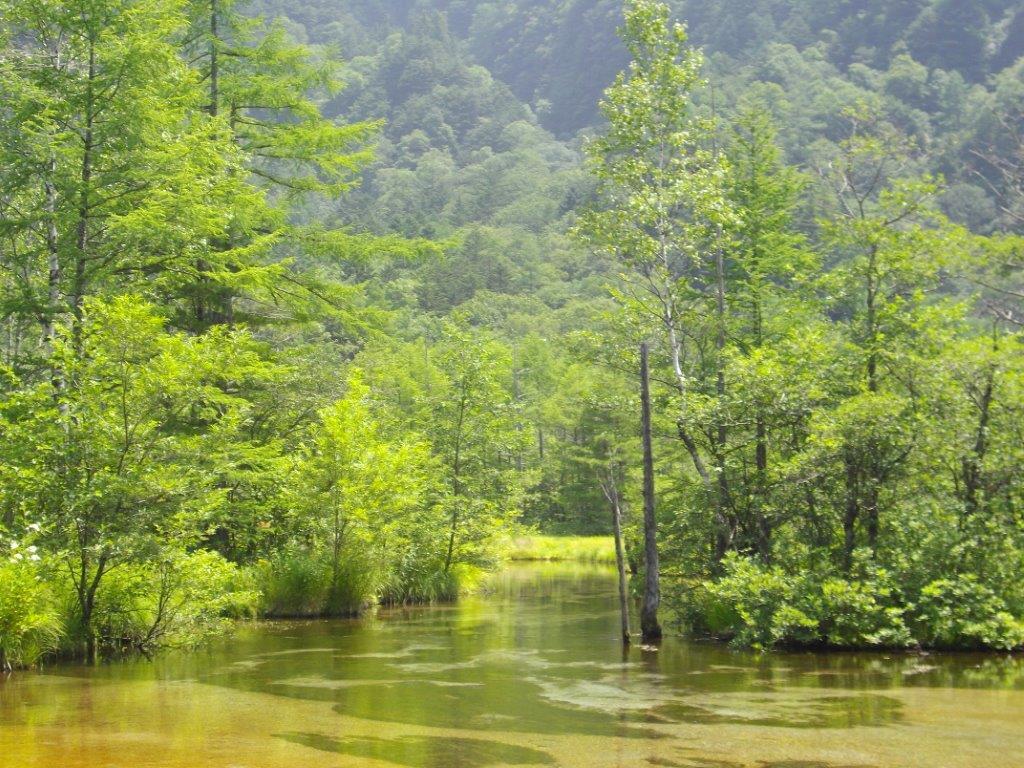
[0,561,63,669]
[380,562,461,606]
[507,535,616,564]
[255,548,471,616]
[254,551,378,618]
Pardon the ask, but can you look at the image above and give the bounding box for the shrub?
[704,554,818,649]
[676,581,743,638]
[818,576,912,648]
[255,547,378,617]
[254,551,330,617]
[324,551,379,616]
[380,555,479,605]
[912,575,1024,650]
[91,550,258,653]
[691,555,912,650]
[686,555,1024,651]
[0,554,62,669]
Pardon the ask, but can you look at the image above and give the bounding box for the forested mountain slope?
[257,1,1024,128]
[255,0,1024,236]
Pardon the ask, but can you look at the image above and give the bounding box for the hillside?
[255,0,1023,236]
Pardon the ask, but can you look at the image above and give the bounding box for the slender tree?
[599,458,631,645]
[0,0,246,362]
[721,106,815,561]
[639,342,661,642]
[818,111,950,566]
[578,0,733,565]
[178,0,383,329]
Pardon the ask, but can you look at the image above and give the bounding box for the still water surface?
[1,564,1023,767]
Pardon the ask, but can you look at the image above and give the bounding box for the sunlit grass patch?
[507,535,616,564]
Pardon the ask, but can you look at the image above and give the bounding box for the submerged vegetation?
[0,0,1022,667]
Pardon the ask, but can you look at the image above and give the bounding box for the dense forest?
[0,0,1022,670]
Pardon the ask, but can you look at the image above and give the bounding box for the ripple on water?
[275,732,557,767]
[270,675,484,690]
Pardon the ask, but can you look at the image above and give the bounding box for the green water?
[2,564,1023,767]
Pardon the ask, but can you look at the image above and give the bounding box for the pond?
[1,563,1023,767]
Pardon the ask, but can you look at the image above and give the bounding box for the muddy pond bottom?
[1,563,1023,768]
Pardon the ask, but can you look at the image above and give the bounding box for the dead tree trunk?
[639,342,661,642]
[599,465,631,646]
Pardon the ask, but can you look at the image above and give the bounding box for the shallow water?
[2,563,1023,768]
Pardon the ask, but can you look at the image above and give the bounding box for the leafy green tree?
[0,0,246,358]
[1,297,279,658]
[296,372,440,608]
[179,0,384,328]
[579,0,733,559]
[816,112,954,566]
[717,105,818,561]
[429,322,524,573]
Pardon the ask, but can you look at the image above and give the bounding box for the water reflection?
[1,564,1023,767]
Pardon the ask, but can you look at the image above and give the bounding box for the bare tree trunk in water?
[639,343,661,642]
[600,466,630,646]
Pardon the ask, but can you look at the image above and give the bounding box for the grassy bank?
[507,535,616,564]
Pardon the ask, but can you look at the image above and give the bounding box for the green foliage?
[379,560,475,606]
[89,550,258,653]
[295,372,441,601]
[817,576,912,648]
[1,0,1023,668]
[254,548,378,617]
[427,322,526,572]
[254,551,332,618]
[591,3,1024,653]
[699,555,818,650]
[0,548,62,669]
[681,548,1024,652]
[913,577,1024,651]
[689,555,915,650]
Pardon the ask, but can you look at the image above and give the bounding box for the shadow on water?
[643,692,903,728]
[184,565,915,738]
[275,732,557,767]
[651,757,876,768]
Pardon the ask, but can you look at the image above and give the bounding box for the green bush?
[676,581,743,638]
[913,576,1024,650]
[704,554,818,649]
[818,576,912,648]
[255,545,474,616]
[325,551,379,616]
[380,555,478,605]
[0,555,62,669]
[90,550,258,653]
[255,548,378,617]
[687,555,1023,651]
